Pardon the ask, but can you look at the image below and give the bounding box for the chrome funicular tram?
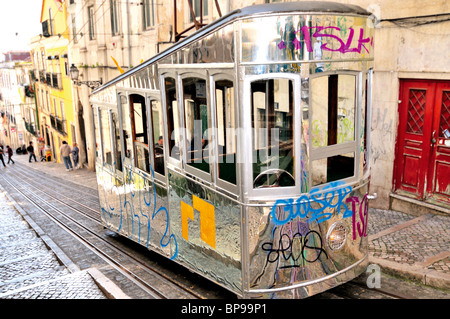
[90,1,376,298]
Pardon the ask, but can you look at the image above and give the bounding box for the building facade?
[30,0,76,163]
[0,54,36,151]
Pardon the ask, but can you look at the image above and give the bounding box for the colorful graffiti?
[270,181,353,226]
[347,194,369,240]
[278,26,373,55]
[181,195,216,249]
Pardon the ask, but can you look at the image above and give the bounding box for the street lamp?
[69,64,102,89]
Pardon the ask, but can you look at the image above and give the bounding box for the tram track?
[0,163,215,299]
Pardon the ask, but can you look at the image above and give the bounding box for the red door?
[394,79,450,205]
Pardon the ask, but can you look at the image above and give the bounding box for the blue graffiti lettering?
[99,158,178,259]
[270,181,353,226]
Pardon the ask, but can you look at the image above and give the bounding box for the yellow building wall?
[40,0,75,163]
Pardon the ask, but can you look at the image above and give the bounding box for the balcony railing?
[49,114,67,135]
[24,120,38,136]
[51,73,62,89]
[39,72,62,90]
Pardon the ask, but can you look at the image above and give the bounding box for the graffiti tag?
[278,26,373,55]
[270,181,353,226]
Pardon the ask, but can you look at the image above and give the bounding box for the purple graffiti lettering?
[285,26,372,55]
[347,194,369,240]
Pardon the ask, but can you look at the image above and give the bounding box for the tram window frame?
[211,73,238,192]
[309,71,361,188]
[129,93,151,174]
[94,105,114,171]
[181,73,212,182]
[363,69,373,175]
[100,107,114,169]
[94,106,101,162]
[118,93,134,163]
[148,96,166,178]
[244,73,301,198]
[111,108,123,174]
[162,75,182,165]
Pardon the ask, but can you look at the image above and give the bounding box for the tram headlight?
[326,222,347,251]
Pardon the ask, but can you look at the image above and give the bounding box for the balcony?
[40,72,62,90]
[51,73,62,89]
[24,120,38,136]
[49,114,67,135]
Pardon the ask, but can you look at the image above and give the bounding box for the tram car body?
[90,1,375,298]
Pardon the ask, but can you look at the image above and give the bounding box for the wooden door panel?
[401,154,420,189]
[394,80,435,199]
[427,85,450,203]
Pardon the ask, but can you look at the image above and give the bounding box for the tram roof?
[91,1,370,95]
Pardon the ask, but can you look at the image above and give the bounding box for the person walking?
[0,144,6,168]
[71,142,80,169]
[6,145,14,164]
[60,141,73,171]
[27,142,37,162]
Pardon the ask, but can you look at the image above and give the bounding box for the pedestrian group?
[0,141,81,172]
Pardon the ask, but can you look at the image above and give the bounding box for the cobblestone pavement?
[368,208,450,290]
[0,190,107,299]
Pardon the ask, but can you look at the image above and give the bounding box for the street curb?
[369,256,450,291]
[87,268,131,299]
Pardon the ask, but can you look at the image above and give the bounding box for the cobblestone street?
[0,191,107,299]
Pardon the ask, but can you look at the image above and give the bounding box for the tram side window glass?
[120,95,133,159]
[94,107,101,160]
[100,109,113,166]
[251,78,295,188]
[165,77,180,160]
[151,100,165,176]
[130,94,150,173]
[111,110,123,172]
[310,74,357,186]
[363,70,372,174]
[215,80,236,184]
[183,77,210,173]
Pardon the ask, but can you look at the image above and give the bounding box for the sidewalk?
[0,154,126,299]
[5,153,450,294]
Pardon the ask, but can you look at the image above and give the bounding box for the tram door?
[395,79,450,204]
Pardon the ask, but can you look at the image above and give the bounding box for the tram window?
[111,110,123,172]
[130,94,150,172]
[165,77,180,160]
[251,78,295,188]
[215,80,236,185]
[100,109,113,166]
[120,95,133,159]
[311,153,355,186]
[94,108,101,160]
[311,74,356,148]
[310,74,357,186]
[183,77,210,173]
[150,100,165,176]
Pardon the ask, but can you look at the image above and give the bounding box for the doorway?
[394,79,450,205]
